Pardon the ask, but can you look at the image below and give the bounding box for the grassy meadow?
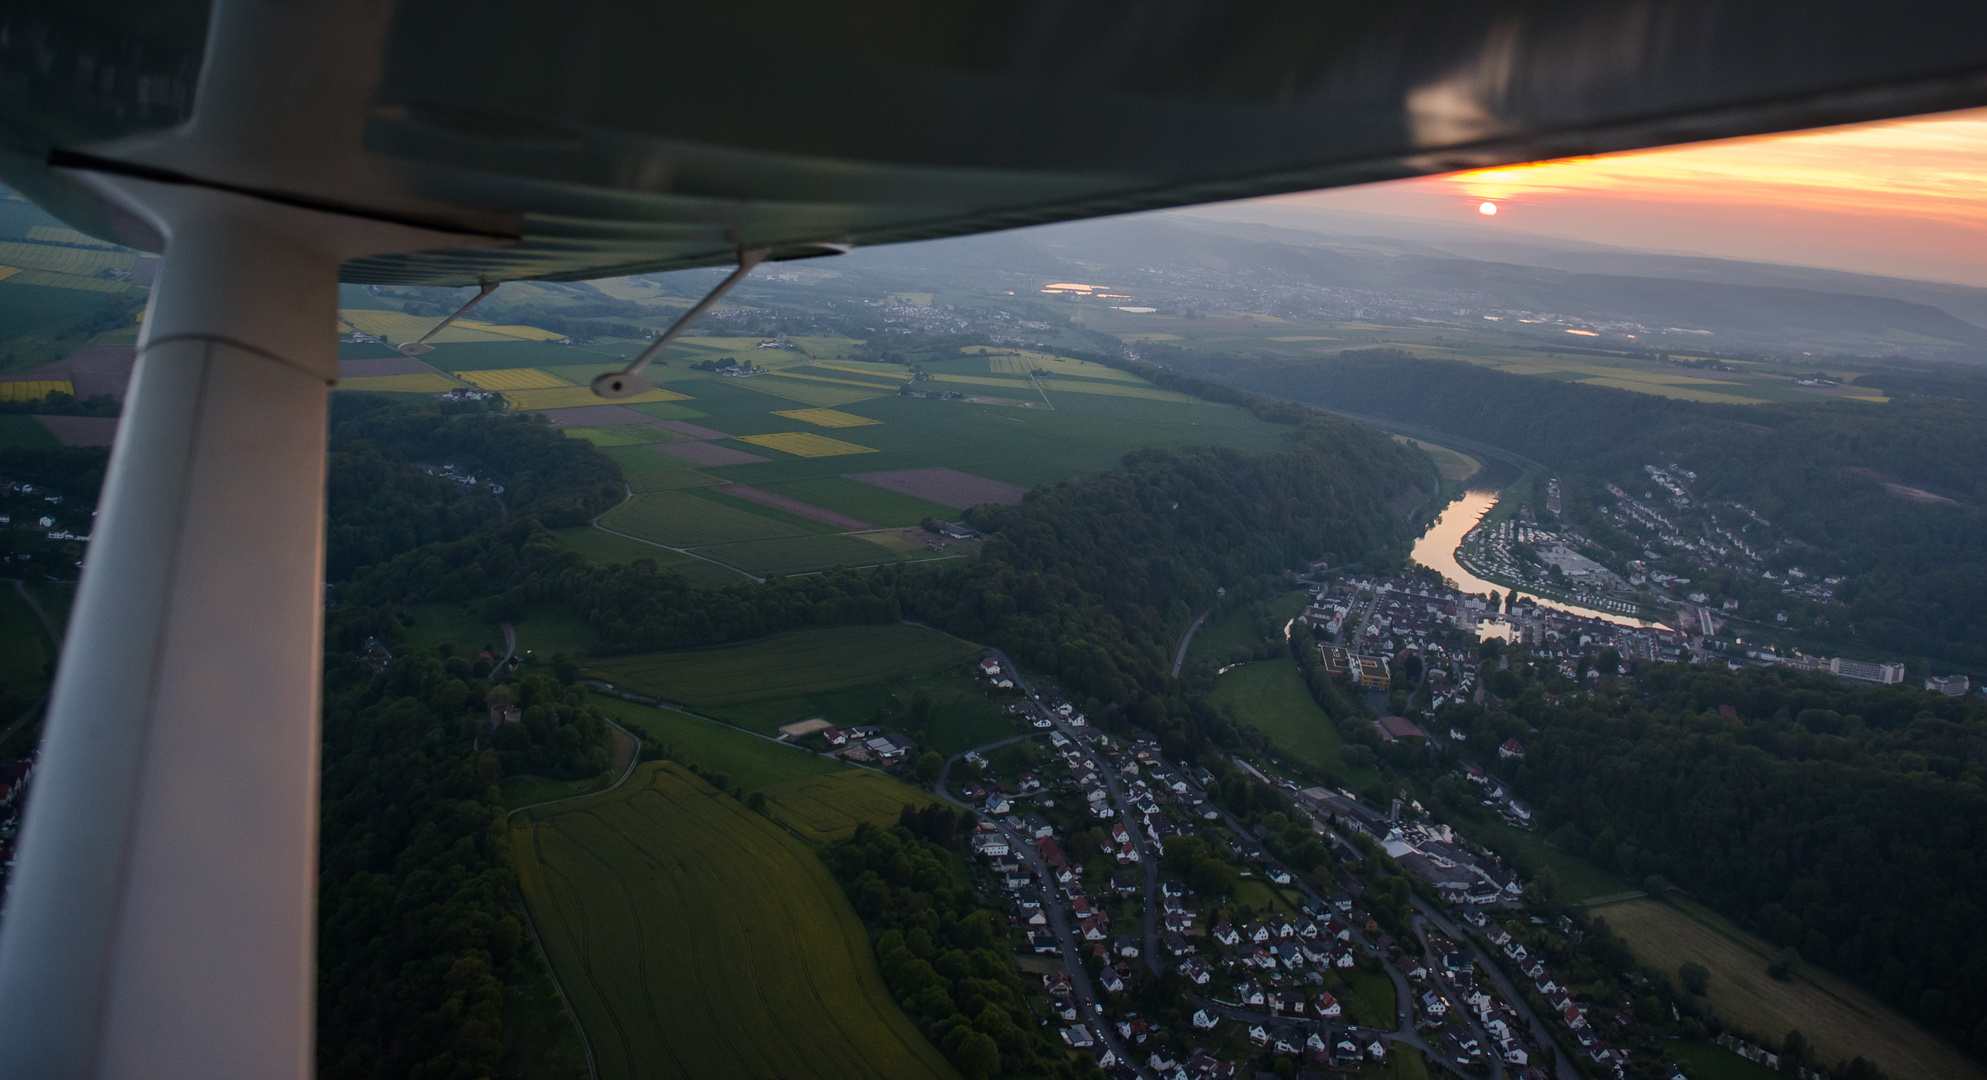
[586,625,1011,753]
[514,763,959,1080]
[1593,897,1985,1080]
[1208,656,1371,787]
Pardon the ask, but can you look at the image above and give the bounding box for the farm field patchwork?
[514,763,958,1080]
[1595,897,1985,1080]
[700,667,1014,755]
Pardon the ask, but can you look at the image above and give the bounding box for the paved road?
[497,621,517,669]
[1170,607,1213,677]
[1001,816,1143,1074]
[1410,913,1505,1080]
[1413,897,1583,1080]
[1048,712,1163,972]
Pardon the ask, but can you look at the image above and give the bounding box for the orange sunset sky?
[1270,106,1987,287]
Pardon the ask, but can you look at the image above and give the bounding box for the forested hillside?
[306,393,1421,1073]
[1440,665,1987,1059]
[333,412,1423,753]
[1174,348,1987,666]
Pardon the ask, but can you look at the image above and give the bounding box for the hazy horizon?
[1237,106,1987,289]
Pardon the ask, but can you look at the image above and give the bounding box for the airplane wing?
[2,2,1985,1077]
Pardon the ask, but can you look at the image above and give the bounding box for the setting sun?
[1478,201,1497,216]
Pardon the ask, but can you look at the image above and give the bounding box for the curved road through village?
[931,645,1578,1079]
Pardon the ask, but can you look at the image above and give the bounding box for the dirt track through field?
[845,467,1026,509]
[716,485,876,530]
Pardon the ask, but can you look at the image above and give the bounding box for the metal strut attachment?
[398,280,497,356]
[592,246,768,399]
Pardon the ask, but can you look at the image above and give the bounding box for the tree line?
[1437,663,1987,1060]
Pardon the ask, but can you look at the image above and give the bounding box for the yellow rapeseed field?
[736,431,878,457]
[456,367,571,391]
[0,380,73,402]
[771,407,879,428]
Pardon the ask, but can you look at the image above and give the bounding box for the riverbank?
[1409,493,1662,629]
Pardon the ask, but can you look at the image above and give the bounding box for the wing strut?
[590,246,768,399]
[397,280,498,356]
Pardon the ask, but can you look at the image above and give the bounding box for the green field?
[757,476,957,527]
[0,581,55,707]
[1186,591,1309,669]
[586,625,1007,752]
[587,625,982,708]
[400,602,504,657]
[694,533,905,576]
[1233,878,1302,917]
[1664,1040,1782,1080]
[515,763,959,1080]
[1209,657,1371,786]
[1595,897,1985,1080]
[599,489,827,548]
[590,697,844,792]
[512,606,600,657]
[0,415,58,447]
[1333,968,1397,1028]
[763,769,945,843]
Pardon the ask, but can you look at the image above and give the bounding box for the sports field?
[515,763,959,1080]
[1595,897,1985,1080]
[588,625,982,707]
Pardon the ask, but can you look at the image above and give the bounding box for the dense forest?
[1166,348,1987,667]
[316,651,589,1080]
[1437,663,1987,1059]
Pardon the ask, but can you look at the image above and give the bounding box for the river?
[1410,491,1659,628]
